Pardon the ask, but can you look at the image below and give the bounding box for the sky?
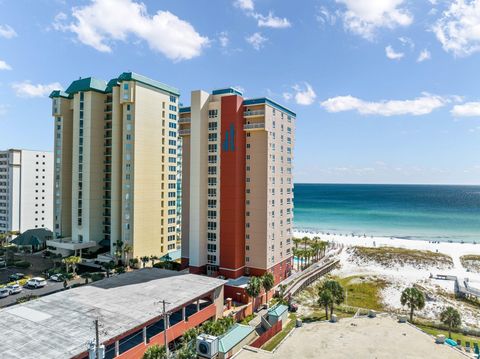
[1,0,480,185]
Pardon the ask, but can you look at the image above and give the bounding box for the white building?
[0,149,53,235]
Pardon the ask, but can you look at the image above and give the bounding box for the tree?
[293,237,302,249]
[400,287,425,323]
[321,280,345,317]
[103,261,115,278]
[142,344,166,359]
[123,244,133,266]
[113,239,124,262]
[63,256,81,275]
[440,306,461,339]
[262,272,275,302]
[150,255,159,266]
[318,288,334,320]
[246,276,262,309]
[129,257,139,269]
[292,248,300,271]
[140,256,150,268]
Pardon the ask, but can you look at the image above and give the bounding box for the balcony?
[244,122,265,131]
[178,117,191,124]
[179,129,191,136]
[244,110,265,117]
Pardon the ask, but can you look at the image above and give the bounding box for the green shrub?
[91,273,105,282]
[16,295,38,304]
[13,260,31,268]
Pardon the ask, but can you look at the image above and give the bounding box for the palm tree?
[246,276,262,310]
[140,256,150,268]
[292,248,300,271]
[63,256,81,275]
[143,344,166,359]
[400,287,425,323]
[262,272,275,302]
[293,237,302,250]
[440,307,461,339]
[113,239,124,262]
[276,284,288,305]
[123,244,133,266]
[150,255,159,266]
[318,288,334,320]
[321,280,345,317]
[103,261,115,278]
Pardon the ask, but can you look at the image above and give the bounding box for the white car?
[0,288,9,298]
[6,284,22,294]
[27,277,47,288]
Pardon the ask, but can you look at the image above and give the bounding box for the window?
[208,133,217,142]
[208,177,217,186]
[123,83,129,90]
[208,122,218,131]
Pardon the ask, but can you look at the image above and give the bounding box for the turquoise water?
[293,184,480,243]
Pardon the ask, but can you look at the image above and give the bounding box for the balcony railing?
[244,122,265,131]
[179,129,191,136]
[178,117,191,124]
[244,110,265,117]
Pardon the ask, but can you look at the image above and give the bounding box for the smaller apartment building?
[179,88,295,285]
[0,149,53,234]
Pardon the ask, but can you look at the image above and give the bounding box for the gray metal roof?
[0,269,225,359]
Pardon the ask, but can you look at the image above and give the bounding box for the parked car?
[0,288,9,298]
[49,274,64,282]
[6,284,22,294]
[26,277,47,288]
[9,273,25,281]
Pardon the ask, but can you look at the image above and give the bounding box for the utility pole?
[163,300,169,358]
[95,319,100,359]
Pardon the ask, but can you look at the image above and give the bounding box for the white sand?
[294,229,480,328]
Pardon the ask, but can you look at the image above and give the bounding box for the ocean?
[293,183,480,243]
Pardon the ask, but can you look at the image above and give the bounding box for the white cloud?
[432,0,480,57]
[385,45,404,59]
[11,81,63,98]
[0,24,17,39]
[219,32,229,47]
[53,0,209,61]
[0,60,12,70]
[417,49,431,62]
[255,12,291,28]
[398,36,414,49]
[321,93,447,116]
[292,83,317,105]
[246,32,267,50]
[451,102,480,117]
[283,92,293,101]
[336,0,413,40]
[317,6,338,26]
[234,0,254,11]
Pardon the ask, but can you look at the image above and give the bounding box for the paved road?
[0,278,83,308]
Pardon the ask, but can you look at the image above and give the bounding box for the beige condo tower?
[48,73,180,260]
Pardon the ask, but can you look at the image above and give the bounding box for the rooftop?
[212,87,244,97]
[243,97,296,118]
[50,72,179,99]
[237,315,465,359]
[218,324,255,353]
[0,269,225,359]
[267,304,288,318]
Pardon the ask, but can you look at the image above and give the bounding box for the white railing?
[178,117,191,124]
[179,129,191,136]
[244,110,265,117]
[244,122,265,130]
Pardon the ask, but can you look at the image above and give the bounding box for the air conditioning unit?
[196,334,219,358]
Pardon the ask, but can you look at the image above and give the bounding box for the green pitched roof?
[49,72,179,99]
[268,304,288,318]
[11,228,53,246]
[218,324,255,353]
[117,72,180,96]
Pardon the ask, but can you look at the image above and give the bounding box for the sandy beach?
[293,229,480,328]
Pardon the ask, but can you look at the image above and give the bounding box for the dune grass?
[416,324,480,345]
[337,275,388,311]
[460,255,480,273]
[351,246,453,269]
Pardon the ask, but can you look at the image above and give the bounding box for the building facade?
[179,89,295,284]
[49,73,180,259]
[0,149,53,235]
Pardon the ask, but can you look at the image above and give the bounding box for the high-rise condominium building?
[179,88,295,285]
[0,149,53,234]
[48,73,180,259]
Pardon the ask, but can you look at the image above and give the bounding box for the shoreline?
[293,229,480,259]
